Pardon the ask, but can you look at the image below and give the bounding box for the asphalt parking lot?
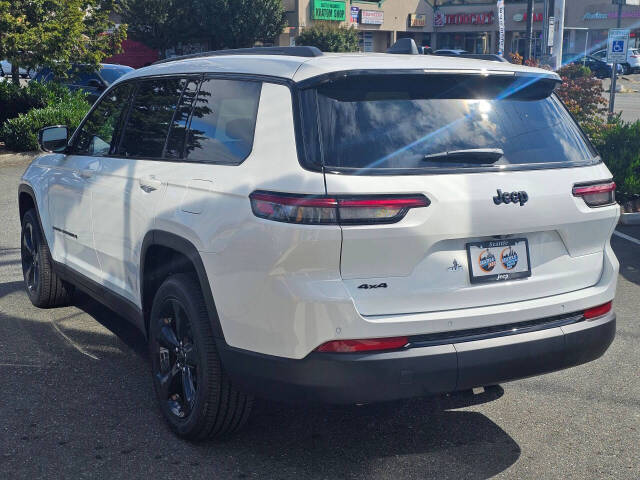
[0,155,638,480]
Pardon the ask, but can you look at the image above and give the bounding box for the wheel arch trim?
[140,230,225,340]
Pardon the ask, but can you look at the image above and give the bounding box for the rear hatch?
[300,71,619,316]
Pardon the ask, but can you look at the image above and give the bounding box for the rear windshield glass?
[304,74,598,173]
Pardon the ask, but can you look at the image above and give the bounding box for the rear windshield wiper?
[422,148,504,164]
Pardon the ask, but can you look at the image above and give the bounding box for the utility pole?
[525,0,535,61]
[552,0,565,70]
[609,1,624,118]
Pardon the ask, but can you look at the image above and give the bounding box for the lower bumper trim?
[217,311,616,404]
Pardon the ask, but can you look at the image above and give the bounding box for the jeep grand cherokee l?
[19,46,618,439]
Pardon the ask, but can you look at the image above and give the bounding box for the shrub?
[0,81,76,127]
[555,64,607,124]
[297,23,359,52]
[1,91,91,151]
[509,52,523,65]
[592,120,640,195]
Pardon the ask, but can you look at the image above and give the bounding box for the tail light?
[249,191,429,225]
[315,336,409,353]
[631,55,640,58]
[572,181,616,207]
[584,301,612,319]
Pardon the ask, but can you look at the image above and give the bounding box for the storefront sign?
[350,6,360,23]
[584,11,640,20]
[312,0,346,21]
[409,13,426,27]
[434,11,494,27]
[513,13,543,22]
[498,1,505,56]
[361,10,384,25]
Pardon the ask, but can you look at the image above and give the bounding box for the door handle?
[78,169,94,179]
[139,176,164,193]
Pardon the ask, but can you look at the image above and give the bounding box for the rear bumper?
[218,311,615,404]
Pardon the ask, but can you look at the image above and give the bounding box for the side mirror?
[87,79,104,90]
[39,126,69,153]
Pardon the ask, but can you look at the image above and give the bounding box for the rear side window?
[72,83,133,156]
[119,78,184,158]
[303,74,598,174]
[185,79,261,164]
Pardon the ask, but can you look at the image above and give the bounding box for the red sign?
[444,12,494,26]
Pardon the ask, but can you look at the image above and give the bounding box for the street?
[0,155,638,480]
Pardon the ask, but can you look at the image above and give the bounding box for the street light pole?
[525,0,534,60]
[553,0,565,70]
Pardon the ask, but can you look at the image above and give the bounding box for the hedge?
[594,121,640,195]
[0,81,73,127]
[1,91,91,151]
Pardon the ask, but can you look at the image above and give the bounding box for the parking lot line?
[613,230,640,246]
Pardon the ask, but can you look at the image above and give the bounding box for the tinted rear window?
[303,74,598,173]
[185,79,261,164]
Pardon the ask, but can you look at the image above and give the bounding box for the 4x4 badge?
[493,189,529,206]
[358,283,387,289]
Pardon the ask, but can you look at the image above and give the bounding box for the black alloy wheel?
[152,297,199,420]
[21,221,39,294]
[20,209,73,307]
[149,274,253,439]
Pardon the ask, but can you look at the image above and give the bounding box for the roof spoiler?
[152,46,323,65]
[387,38,423,55]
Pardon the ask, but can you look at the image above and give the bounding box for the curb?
[619,212,640,225]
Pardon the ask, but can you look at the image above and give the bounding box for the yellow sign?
[410,14,426,27]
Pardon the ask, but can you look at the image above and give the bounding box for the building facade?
[279,1,640,58]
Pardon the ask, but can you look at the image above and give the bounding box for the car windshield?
[302,74,598,173]
[99,65,134,84]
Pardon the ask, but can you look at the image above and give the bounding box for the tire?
[149,273,253,439]
[622,63,631,75]
[21,209,74,308]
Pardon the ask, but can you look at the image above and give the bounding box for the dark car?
[33,63,134,102]
[563,54,620,79]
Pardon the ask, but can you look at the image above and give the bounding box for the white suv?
[19,46,618,439]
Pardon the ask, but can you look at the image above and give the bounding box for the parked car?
[592,47,640,74]
[20,46,618,439]
[33,63,134,102]
[0,60,31,78]
[433,49,469,56]
[563,54,622,79]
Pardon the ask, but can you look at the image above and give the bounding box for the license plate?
[466,238,531,284]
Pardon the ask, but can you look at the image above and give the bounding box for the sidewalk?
[0,148,38,166]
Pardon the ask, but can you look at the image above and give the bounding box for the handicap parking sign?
[608,29,630,63]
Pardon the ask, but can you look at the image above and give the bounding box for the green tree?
[0,0,126,84]
[202,0,287,50]
[120,0,200,58]
[297,23,359,52]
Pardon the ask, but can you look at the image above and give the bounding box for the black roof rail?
[152,46,323,65]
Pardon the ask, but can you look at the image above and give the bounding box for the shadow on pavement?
[1,285,521,479]
[73,291,148,358]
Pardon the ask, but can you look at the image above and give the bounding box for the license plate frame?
[466,238,531,284]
